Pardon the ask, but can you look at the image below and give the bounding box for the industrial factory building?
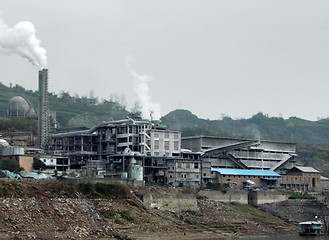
[47,117,181,170]
[181,136,297,174]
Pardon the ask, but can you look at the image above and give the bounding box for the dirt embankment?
[258,198,329,224]
[0,180,302,240]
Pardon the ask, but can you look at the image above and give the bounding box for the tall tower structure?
[38,69,50,149]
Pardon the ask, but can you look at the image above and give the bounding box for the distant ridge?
[161,109,329,146]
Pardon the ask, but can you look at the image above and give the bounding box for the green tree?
[0,158,23,173]
[32,157,46,171]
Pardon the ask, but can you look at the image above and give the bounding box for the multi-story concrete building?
[166,150,211,188]
[182,136,297,174]
[47,117,181,170]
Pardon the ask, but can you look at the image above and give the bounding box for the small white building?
[39,155,70,172]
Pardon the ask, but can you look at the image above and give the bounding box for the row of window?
[154,140,179,151]
[284,176,320,183]
[153,132,180,139]
[168,174,200,179]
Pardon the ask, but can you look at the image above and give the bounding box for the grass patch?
[230,202,283,225]
[289,192,314,199]
[100,210,116,219]
[119,211,134,223]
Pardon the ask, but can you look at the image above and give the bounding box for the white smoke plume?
[0,16,47,69]
[131,70,161,120]
[126,55,161,120]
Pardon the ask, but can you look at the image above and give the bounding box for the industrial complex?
[0,68,324,192]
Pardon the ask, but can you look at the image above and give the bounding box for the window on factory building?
[154,140,159,150]
[154,133,159,138]
[164,133,169,139]
[174,141,179,151]
[174,134,179,139]
[154,152,159,156]
[164,141,170,150]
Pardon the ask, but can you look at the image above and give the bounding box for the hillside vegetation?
[0,82,129,127]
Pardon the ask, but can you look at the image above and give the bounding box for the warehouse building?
[182,136,297,174]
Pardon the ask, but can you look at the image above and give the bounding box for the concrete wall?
[198,190,249,204]
[18,155,33,172]
[64,178,145,186]
[198,190,290,206]
[143,193,198,212]
[248,191,289,206]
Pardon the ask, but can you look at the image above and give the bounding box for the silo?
[129,165,143,181]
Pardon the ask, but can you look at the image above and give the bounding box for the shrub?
[206,182,229,193]
[32,157,47,171]
[289,192,314,199]
[0,158,23,173]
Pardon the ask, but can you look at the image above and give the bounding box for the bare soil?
[0,180,301,240]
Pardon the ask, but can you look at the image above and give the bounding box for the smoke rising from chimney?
[0,16,47,69]
[126,55,161,120]
[131,71,161,120]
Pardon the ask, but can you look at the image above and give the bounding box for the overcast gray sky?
[0,0,329,120]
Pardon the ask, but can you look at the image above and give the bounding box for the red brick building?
[280,166,321,192]
[211,168,281,189]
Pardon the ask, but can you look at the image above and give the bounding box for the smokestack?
[38,69,49,149]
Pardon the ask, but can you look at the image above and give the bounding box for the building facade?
[280,166,321,192]
[182,136,297,174]
[211,168,281,189]
[47,118,181,170]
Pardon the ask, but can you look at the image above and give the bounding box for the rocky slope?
[0,179,302,240]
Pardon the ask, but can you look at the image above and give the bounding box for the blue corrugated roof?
[211,168,280,177]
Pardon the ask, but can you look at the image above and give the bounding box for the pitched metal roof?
[293,166,319,173]
[211,168,280,177]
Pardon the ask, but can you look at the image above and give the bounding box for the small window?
[194,163,199,169]
[203,173,206,177]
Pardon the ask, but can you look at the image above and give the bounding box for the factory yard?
[0,179,304,240]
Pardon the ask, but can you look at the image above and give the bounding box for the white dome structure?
[8,96,37,118]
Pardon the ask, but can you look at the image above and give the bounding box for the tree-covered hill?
[0,82,129,128]
[161,109,329,146]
